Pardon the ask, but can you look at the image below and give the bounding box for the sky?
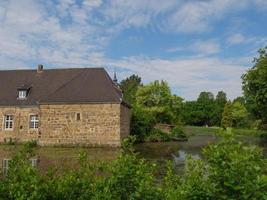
[0,0,267,100]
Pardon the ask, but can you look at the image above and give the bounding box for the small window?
[18,90,27,99]
[30,158,38,167]
[76,113,81,121]
[2,159,10,176]
[4,115,13,130]
[29,115,39,129]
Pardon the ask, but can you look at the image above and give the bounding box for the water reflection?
[172,150,200,165]
[0,134,266,175]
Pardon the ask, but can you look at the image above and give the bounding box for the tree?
[215,91,227,105]
[197,91,216,126]
[135,80,174,124]
[197,91,214,102]
[221,101,233,129]
[232,101,249,128]
[182,101,204,126]
[212,91,227,126]
[242,46,267,124]
[136,80,172,108]
[170,95,184,123]
[120,74,142,105]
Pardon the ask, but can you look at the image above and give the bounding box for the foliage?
[119,74,142,104]
[135,80,175,124]
[221,101,233,129]
[170,125,187,139]
[130,105,156,138]
[1,133,267,199]
[203,132,267,199]
[144,128,171,142]
[213,91,227,125]
[182,91,226,127]
[242,46,267,124]
[232,100,249,128]
[121,135,137,153]
[128,79,184,140]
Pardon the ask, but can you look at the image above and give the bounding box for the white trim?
[3,115,14,131]
[18,90,27,99]
[2,158,10,176]
[29,114,39,129]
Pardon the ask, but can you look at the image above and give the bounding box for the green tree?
[213,91,227,126]
[135,80,174,123]
[120,74,142,104]
[197,91,216,126]
[197,91,214,102]
[242,46,267,124]
[136,80,172,108]
[221,101,233,129]
[232,100,249,128]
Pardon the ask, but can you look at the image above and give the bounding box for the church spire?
[113,69,118,83]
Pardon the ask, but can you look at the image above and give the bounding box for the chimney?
[37,64,43,73]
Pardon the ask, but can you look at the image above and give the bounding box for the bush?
[203,133,267,199]
[170,125,187,139]
[1,132,266,199]
[144,128,171,142]
[130,106,156,138]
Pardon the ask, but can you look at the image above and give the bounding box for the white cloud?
[0,0,265,100]
[167,40,220,56]
[167,0,233,33]
[227,33,245,45]
[190,40,220,55]
[110,56,247,100]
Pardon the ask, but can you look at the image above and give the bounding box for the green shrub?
[171,125,187,139]
[130,106,156,138]
[144,128,171,142]
[1,132,266,200]
[203,133,267,199]
[121,135,137,153]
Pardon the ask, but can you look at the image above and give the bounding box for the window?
[76,113,81,121]
[30,158,38,167]
[29,115,39,129]
[2,159,10,176]
[18,90,27,99]
[4,115,13,130]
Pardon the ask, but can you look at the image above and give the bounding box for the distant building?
[0,66,131,147]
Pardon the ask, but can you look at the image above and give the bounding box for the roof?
[0,67,125,106]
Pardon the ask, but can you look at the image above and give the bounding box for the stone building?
[0,66,131,147]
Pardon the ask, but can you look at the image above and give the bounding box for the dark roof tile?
[0,68,123,106]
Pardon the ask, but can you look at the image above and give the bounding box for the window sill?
[4,129,14,131]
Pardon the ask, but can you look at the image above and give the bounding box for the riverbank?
[184,125,267,137]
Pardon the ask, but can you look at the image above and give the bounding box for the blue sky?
[0,0,266,100]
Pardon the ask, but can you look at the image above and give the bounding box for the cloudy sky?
[0,0,266,100]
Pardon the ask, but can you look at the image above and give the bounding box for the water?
[0,134,266,172]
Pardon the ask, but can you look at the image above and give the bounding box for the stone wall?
[39,103,123,147]
[0,106,40,143]
[0,103,130,147]
[120,104,131,140]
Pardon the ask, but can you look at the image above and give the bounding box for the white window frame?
[30,158,38,167]
[18,90,27,99]
[2,159,10,176]
[4,115,14,130]
[29,115,39,129]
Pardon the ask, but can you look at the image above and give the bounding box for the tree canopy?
[119,74,142,105]
[242,46,267,124]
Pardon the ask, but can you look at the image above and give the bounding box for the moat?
[0,134,266,174]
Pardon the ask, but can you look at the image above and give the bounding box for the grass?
[184,125,267,137]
